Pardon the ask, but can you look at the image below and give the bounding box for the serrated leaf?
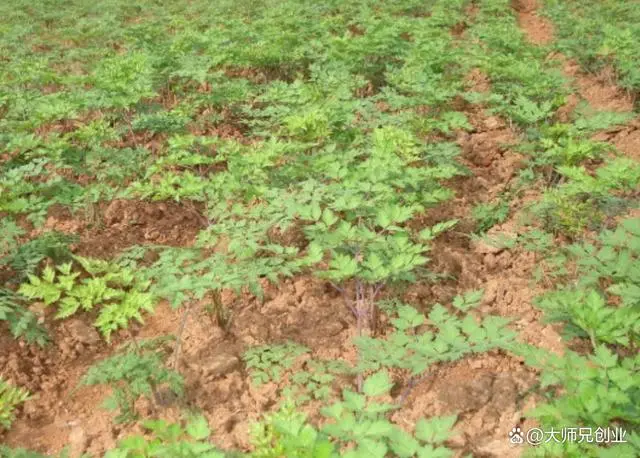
[363,371,393,397]
[414,415,457,444]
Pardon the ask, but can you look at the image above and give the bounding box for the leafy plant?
[467,0,569,127]
[355,293,517,380]
[543,0,640,92]
[471,200,510,234]
[3,0,639,455]
[104,415,225,458]
[514,216,640,457]
[534,124,609,170]
[518,344,640,458]
[287,359,351,405]
[251,400,336,458]
[244,342,309,385]
[1,231,75,283]
[535,217,640,347]
[18,256,157,341]
[0,288,48,347]
[80,336,184,424]
[107,372,463,458]
[530,158,640,237]
[0,377,30,430]
[320,371,458,458]
[295,132,461,351]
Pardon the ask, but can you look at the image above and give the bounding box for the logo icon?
[509,427,524,445]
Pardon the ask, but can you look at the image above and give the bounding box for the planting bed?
[1,0,638,457]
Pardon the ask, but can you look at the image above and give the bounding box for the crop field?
[1,0,639,456]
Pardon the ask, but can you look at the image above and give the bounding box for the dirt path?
[391,12,573,456]
[399,102,560,456]
[517,0,639,168]
[517,0,634,117]
[513,0,554,45]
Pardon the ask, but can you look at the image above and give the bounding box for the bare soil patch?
[561,60,635,113]
[593,117,640,162]
[37,199,205,259]
[513,0,554,45]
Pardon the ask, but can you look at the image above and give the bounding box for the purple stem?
[397,371,432,406]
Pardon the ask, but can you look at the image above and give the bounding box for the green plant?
[536,190,605,237]
[531,158,640,237]
[0,377,30,430]
[244,342,310,385]
[294,131,461,356]
[467,0,568,127]
[287,359,351,405]
[18,256,157,341]
[251,400,336,458]
[536,217,640,348]
[355,292,517,384]
[518,344,640,458]
[320,371,458,458]
[107,370,464,458]
[3,0,640,455]
[539,125,609,169]
[471,200,510,234]
[0,288,48,346]
[80,336,184,424]
[543,0,640,92]
[1,231,75,283]
[0,219,24,263]
[104,415,225,458]
[514,216,640,457]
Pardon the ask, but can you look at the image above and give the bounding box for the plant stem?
[396,371,432,406]
[128,329,158,415]
[173,301,193,371]
[356,279,364,393]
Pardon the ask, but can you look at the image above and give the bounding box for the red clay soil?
[34,199,206,259]
[592,117,640,162]
[517,0,635,129]
[2,82,563,457]
[7,3,631,456]
[561,60,635,113]
[513,0,554,45]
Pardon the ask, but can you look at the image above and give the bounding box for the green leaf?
[365,420,395,438]
[42,265,56,283]
[328,253,358,278]
[452,290,484,312]
[343,390,366,412]
[419,220,458,241]
[363,371,394,398]
[322,208,339,226]
[414,415,457,444]
[311,203,322,221]
[185,415,210,440]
